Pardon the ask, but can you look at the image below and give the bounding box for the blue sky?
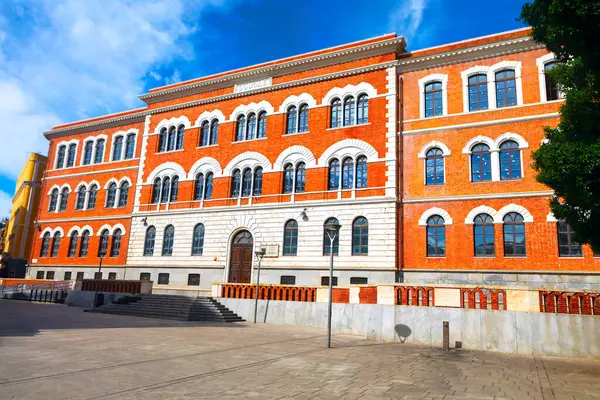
[0,0,528,215]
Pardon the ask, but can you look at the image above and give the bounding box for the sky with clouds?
[0,0,528,216]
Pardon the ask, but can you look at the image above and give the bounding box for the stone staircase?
[86,294,244,322]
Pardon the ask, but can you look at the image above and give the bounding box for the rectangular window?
[187,274,200,286]
[46,271,55,280]
[280,275,296,285]
[158,273,169,285]
[350,277,368,285]
[140,273,151,281]
[108,272,117,280]
[76,271,84,280]
[36,271,45,279]
[321,276,338,286]
[64,271,72,281]
[594,250,600,258]
[94,272,102,280]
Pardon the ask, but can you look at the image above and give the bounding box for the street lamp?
[253,247,266,323]
[97,253,105,279]
[324,221,341,348]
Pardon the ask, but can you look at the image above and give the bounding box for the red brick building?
[28,28,599,291]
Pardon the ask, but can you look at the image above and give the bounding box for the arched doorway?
[228,230,253,283]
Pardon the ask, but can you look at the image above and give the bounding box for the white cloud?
[388,0,429,45]
[0,0,228,179]
[0,190,13,217]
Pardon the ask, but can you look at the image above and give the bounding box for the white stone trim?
[224,152,272,175]
[497,203,534,223]
[59,183,72,192]
[546,211,558,222]
[418,207,453,226]
[462,135,496,154]
[318,139,379,165]
[273,146,317,170]
[81,225,94,235]
[88,180,100,188]
[417,141,451,159]
[67,226,82,237]
[109,128,139,161]
[230,101,274,121]
[39,226,65,238]
[153,116,191,134]
[54,139,79,169]
[104,178,119,189]
[75,181,88,191]
[47,184,61,195]
[536,53,563,102]
[79,134,108,166]
[187,157,223,179]
[146,162,186,183]
[118,177,133,187]
[464,205,499,225]
[403,190,554,203]
[97,224,112,236]
[489,61,523,108]
[460,66,491,112]
[195,110,225,126]
[134,115,152,213]
[385,66,398,198]
[494,132,529,149]
[278,93,317,113]
[418,74,448,119]
[39,227,54,238]
[321,82,377,106]
[111,223,126,235]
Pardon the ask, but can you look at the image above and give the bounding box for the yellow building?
[1,153,47,278]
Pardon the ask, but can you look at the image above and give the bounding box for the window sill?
[426,256,446,258]
[156,149,185,154]
[326,122,370,132]
[503,256,527,259]
[558,256,585,259]
[474,256,496,259]
[499,178,523,182]
[232,137,267,144]
[283,131,310,137]
[196,144,218,149]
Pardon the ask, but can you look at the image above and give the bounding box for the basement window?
[45,271,55,280]
[350,277,368,285]
[63,271,72,281]
[280,275,296,285]
[36,271,45,279]
[76,272,84,280]
[158,273,170,285]
[139,273,151,281]
[108,273,117,280]
[187,274,200,286]
[321,276,338,286]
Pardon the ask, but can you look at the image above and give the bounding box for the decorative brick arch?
[322,82,377,105]
[75,181,88,191]
[223,152,272,175]
[145,162,186,183]
[40,227,55,238]
[118,177,133,186]
[153,116,191,134]
[497,204,534,223]
[187,157,223,179]
[97,224,112,236]
[67,226,82,237]
[88,180,100,188]
[274,146,317,170]
[317,139,378,166]
[462,135,496,154]
[278,93,317,113]
[417,141,451,159]
[104,178,119,189]
[47,184,61,195]
[418,207,453,226]
[464,205,499,225]
[111,223,126,235]
[230,100,274,121]
[195,109,225,126]
[59,183,72,192]
[546,211,558,222]
[494,132,529,149]
[81,225,94,235]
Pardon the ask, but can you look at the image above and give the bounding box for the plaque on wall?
[263,244,279,258]
[234,77,272,93]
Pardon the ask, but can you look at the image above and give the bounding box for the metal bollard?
[443,321,449,351]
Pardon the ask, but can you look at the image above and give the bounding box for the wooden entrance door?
[229,231,253,283]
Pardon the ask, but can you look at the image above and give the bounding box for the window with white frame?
[235,111,267,141]
[418,74,448,118]
[199,119,219,147]
[157,124,185,152]
[230,166,262,197]
[537,54,564,102]
[151,175,180,204]
[327,154,368,190]
[193,172,214,200]
[329,94,369,128]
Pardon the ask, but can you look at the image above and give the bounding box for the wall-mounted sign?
[234,77,272,93]
[31,258,38,264]
[263,244,279,258]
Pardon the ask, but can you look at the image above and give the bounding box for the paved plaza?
[0,301,599,399]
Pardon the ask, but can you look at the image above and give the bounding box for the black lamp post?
[253,247,266,323]
[324,221,341,348]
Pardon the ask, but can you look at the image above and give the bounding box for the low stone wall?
[65,291,130,308]
[219,297,600,359]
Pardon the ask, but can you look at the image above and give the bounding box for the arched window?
[283,163,294,194]
[162,225,175,256]
[495,69,517,108]
[56,145,66,168]
[205,172,214,199]
[200,121,209,147]
[118,181,129,207]
[176,125,185,150]
[328,159,340,190]
[110,229,122,257]
[161,177,171,203]
[323,217,340,255]
[170,176,179,202]
[143,226,156,256]
[295,162,306,193]
[247,113,257,140]
[98,229,109,257]
[151,178,161,204]
[342,157,354,189]
[474,214,494,257]
[241,168,252,197]
[330,98,341,128]
[503,212,526,256]
[499,140,521,180]
[191,223,205,255]
[468,74,488,111]
[426,215,445,257]
[167,126,176,151]
[105,183,117,208]
[68,232,79,257]
[94,139,105,163]
[66,143,76,167]
[557,222,582,257]
[343,96,355,126]
[40,232,51,257]
[298,104,309,132]
[125,134,136,159]
[286,106,297,134]
[231,169,241,197]
[210,120,219,144]
[158,128,167,152]
[83,141,93,165]
[194,173,205,201]
[51,232,61,257]
[356,156,368,188]
[112,136,123,161]
[79,231,90,257]
[425,148,444,185]
[544,62,562,101]
[48,189,59,212]
[236,115,246,142]
[253,167,263,196]
[425,81,443,117]
[283,220,298,256]
[352,217,368,255]
[357,94,369,124]
[59,188,70,211]
[257,111,267,138]
[471,144,492,182]
[76,186,86,210]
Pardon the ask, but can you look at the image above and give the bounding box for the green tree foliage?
[520,0,600,251]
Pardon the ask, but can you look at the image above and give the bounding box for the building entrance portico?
[228,230,254,283]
